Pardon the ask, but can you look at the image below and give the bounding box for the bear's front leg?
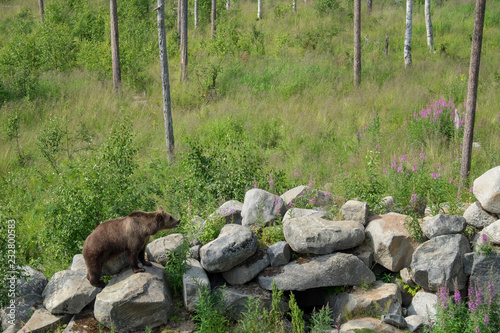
[138,247,152,267]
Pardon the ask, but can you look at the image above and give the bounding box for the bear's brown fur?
[82,206,180,288]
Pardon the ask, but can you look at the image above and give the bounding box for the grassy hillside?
[1,0,500,282]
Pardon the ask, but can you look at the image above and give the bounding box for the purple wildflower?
[309,199,316,205]
[449,177,453,184]
[454,288,462,304]
[482,233,488,244]
[412,165,418,172]
[376,144,380,150]
[391,161,396,169]
[294,172,299,177]
[470,186,474,193]
[269,178,274,187]
[469,285,476,312]
[488,281,495,304]
[431,173,440,180]
[383,168,387,174]
[400,154,407,162]
[325,191,331,197]
[420,151,426,159]
[437,286,448,309]
[308,179,314,187]
[254,182,258,189]
[484,314,489,326]
[397,166,403,173]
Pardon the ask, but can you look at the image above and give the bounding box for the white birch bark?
[258,0,262,20]
[425,0,434,52]
[293,0,297,13]
[404,0,413,68]
[226,0,230,10]
[194,0,198,29]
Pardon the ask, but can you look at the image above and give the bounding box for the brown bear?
[82,206,180,288]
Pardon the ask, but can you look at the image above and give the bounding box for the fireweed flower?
[309,200,316,205]
[454,287,462,304]
[397,166,403,173]
[437,286,448,309]
[294,172,299,177]
[482,233,488,244]
[400,154,407,162]
[412,165,418,172]
[391,161,396,169]
[308,179,314,187]
[484,314,489,326]
[269,178,274,187]
[420,151,426,159]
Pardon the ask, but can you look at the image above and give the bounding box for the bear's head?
[155,206,181,231]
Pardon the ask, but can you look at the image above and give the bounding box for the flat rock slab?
[258,252,375,291]
[200,224,258,273]
[282,207,327,222]
[283,217,365,254]
[222,250,270,285]
[43,270,100,315]
[422,214,466,239]
[365,213,418,272]
[340,317,405,333]
[17,307,71,333]
[94,263,173,333]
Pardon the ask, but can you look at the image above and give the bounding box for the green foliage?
[260,222,286,246]
[310,304,335,333]
[37,117,65,174]
[402,283,421,297]
[164,238,190,297]
[289,292,305,333]
[314,0,342,16]
[193,286,228,333]
[476,234,496,257]
[199,216,227,245]
[44,120,155,260]
[405,215,425,243]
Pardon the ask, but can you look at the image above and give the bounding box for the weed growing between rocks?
[164,239,190,297]
[310,304,337,333]
[193,285,228,333]
[425,282,500,333]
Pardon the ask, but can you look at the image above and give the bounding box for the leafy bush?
[193,286,228,333]
[164,238,190,296]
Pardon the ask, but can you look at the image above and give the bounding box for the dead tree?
[180,0,188,82]
[460,0,487,186]
[156,0,175,162]
[38,0,44,23]
[110,0,121,92]
[354,0,361,86]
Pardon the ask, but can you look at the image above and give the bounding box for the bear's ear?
[158,206,164,212]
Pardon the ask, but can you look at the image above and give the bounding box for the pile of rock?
[3,166,500,333]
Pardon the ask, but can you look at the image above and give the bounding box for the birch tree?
[293,0,297,13]
[110,0,121,92]
[460,0,487,185]
[404,0,413,68]
[425,0,434,51]
[226,0,230,10]
[180,0,188,82]
[156,0,175,162]
[194,0,198,29]
[38,0,44,23]
[367,0,372,14]
[354,0,361,86]
[258,0,262,20]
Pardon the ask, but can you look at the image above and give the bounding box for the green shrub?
[164,238,190,296]
[193,286,228,333]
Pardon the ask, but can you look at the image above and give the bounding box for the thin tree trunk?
[177,0,181,32]
[354,0,361,87]
[110,0,121,92]
[404,0,413,68]
[156,0,175,162]
[38,0,44,23]
[460,0,487,186]
[180,0,188,82]
[384,35,389,55]
[293,0,297,13]
[425,0,434,52]
[211,0,216,38]
[367,0,372,14]
[194,0,198,29]
[258,0,262,20]
[226,0,230,10]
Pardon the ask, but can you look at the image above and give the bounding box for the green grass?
[1,0,500,279]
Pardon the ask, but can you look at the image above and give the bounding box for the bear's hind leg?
[138,246,152,267]
[128,250,145,273]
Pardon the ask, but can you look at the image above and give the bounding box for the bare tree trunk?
[211,0,216,38]
[156,0,175,162]
[226,0,230,10]
[110,0,121,92]
[293,0,297,13]
[460,0,487,186]
[258,0,262,19]
[384,35,389,55]
[425,0,434,52]
[194,0,198,29]
[367,0,372,14]
[404,0,413,68]
[180,0,188,82]
[354,0,361,87]
[38,0,44,23]
[177,0,181,32]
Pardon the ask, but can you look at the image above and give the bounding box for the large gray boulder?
[463,201,498,228]
[283,217,365,254]
[280,185,334,208]
[222,250,270,285]
[258,253,375,291]
[146,233,185,266]
[340,317,405,333]
[411,234,471,291]
[267,241,291,267]
[200,224,258,273]
[241,189,287,227]
[282,207,327,222]
[71,253,129,276]
[473,166,500,214]
[183,259,210,312]
[16,307,71,333]
[470,253,500,300]
[42,270,100,315]
[208,200,243,225]
[17,266,48,297]
[1,295,42,331]
[94,263,173,333]
[327,281,402,322]
[407,290,438,321]
[342,200,369,226]
[422,214,467,239]
[365,213,418,272]
[482,220,500,245]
